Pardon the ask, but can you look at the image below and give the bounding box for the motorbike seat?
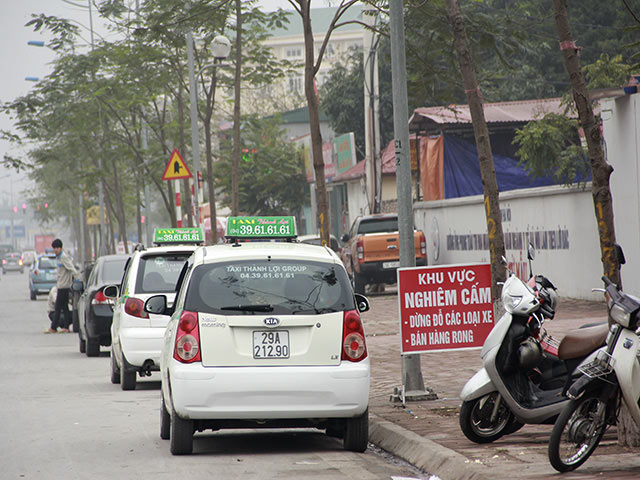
[557,323,609,360]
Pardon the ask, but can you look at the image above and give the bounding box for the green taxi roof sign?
[226,216,297,239]
[153,227,203,245]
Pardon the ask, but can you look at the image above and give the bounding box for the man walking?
[44,238,78,333]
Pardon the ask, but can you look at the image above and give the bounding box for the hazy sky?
[0,0,334,204]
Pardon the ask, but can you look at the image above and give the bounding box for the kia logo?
[264,317,280,328]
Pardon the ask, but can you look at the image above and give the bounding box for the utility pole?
[389,0,434,402]
[186,31,201,227]
[363,3,382,214]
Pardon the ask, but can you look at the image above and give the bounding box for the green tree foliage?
[215,117,308,215]
[513,113,590,186]
[320,38,394,159]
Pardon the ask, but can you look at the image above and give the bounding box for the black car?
[75,254,129,357]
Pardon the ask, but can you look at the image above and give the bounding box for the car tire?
[353,274,366,295]
[79,333,86,354]
[120,355,137,391]
[110,351,121,384]
[86,337,100,357]
[72,311,79,333]
[160,395,170,440]
[343,408,368,452]
[30,290,36,301]
[170,406,193,455]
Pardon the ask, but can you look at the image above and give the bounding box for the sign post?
[398,263,494,354]
[162,149,192,228]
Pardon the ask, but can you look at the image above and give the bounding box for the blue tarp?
[443,134,559,199]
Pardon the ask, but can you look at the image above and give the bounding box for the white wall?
[601,94,640,296]
[414,185,604,300]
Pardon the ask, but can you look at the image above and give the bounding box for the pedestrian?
[45,238,78,334]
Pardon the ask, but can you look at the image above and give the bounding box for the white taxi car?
[144,216,371,455]
[104,228,202,390]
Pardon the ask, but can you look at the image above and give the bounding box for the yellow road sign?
[162,149,192,180]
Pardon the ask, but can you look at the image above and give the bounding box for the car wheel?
[353,274,366,295]
[86,337,100,357]
[78,332,86,354]
[110,351,121,384]
[30,290,36,301]
[120,354,137,391]
[72,310,79,333]
[343,408,368,452]
[170,406,194,455]
[160,395,171,440]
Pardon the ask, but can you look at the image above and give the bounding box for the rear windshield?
[357,218,398,234]
[135,253,192,293]
[101,258,128,284]
[6,253,21,259]
[185,260,354,315]
[38,257,57,269]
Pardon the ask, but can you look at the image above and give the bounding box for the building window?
[288,74,303,93]
[286,47,302,58]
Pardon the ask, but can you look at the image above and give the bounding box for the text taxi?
[144,216,371,455]
[104,228,203,390]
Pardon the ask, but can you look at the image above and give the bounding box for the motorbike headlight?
[610,303,631,328]
[504,294,523,313]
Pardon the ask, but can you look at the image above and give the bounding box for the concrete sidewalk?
[362,291,640,480]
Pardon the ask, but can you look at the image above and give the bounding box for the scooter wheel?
[548,392,608,472]
[459,393,514,443]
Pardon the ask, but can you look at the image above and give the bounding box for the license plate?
[382,261,399,269]
[253,330,290,359]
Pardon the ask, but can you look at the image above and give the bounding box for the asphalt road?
[0,270,431,480]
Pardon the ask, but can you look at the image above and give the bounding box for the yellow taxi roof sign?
[162,149,192,181]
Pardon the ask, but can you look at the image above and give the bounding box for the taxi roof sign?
[226,216,297,239]
[153,227,203,245]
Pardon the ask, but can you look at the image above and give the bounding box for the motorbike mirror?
[527,242,536,261]
[614,243,626,266]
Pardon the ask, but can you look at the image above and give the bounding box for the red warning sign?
[397,263,494,354]
[162,149,192,180]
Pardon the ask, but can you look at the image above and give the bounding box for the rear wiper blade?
[220,304,274,312]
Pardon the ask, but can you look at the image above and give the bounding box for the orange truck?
[340,213,427,294]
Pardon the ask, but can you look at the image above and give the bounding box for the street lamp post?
[186,34,231,228]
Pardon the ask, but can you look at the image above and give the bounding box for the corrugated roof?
[409,97,568,130]
[265,6,363,38]
[332,138,400,182]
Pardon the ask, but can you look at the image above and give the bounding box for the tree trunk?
[300,1,330,244]
[552,0,619,283]
[232,0,243,216]
[552,0,631,444]
[445,0,506,299]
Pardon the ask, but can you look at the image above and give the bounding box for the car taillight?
[33,269,38,276]
[174,311,201,363]
[2,259,5,265]
[356,238,364,263]
[92,290,112,305]
[419,232,427,257]
[124,297,149,318]
[342,310,367,362]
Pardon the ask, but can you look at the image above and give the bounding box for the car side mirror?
[72,279,84,292]
[145,295,167,315]
[103,285,119,299]
[355,293,370,313]
[341,233,350,243]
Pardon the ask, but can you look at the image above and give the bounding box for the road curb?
[369,414,491,480]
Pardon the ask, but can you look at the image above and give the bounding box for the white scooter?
[548,246,640,472]
[459,244,608,443]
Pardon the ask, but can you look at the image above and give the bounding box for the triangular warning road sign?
[162,149,193,180]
